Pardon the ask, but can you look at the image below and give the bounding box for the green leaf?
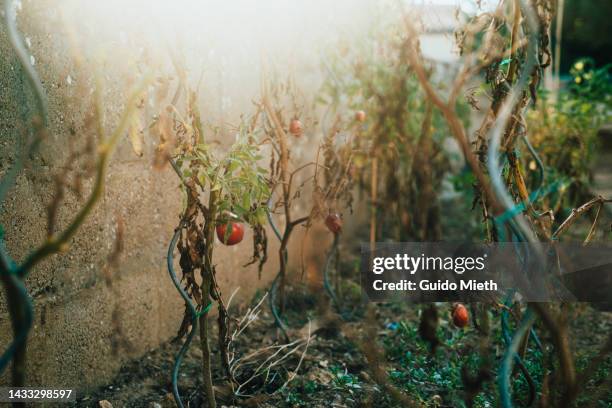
[233,204,247,218]
[227,159,239,173]
[255,206,267,225]
[241,193,251,212]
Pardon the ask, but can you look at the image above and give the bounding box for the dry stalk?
[225,291,312,398]
[552,196,612,240]
[401,15,504,216]
[231,329,312,398]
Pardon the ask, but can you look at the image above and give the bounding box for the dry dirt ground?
[71,284,612,408]
[72,177,612,408]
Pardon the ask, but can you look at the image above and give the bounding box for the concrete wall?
[0,0,380,391]
[0,1,285,390]
[0,0,378,390]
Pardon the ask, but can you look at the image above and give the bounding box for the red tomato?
[289,119,303,137]
[355,110,366,122]
[325,213,342,234]
[216,222,245,246]
[452,303,469,328]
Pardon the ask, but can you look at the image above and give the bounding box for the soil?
[71,286,612,408]
[71,199,612,408]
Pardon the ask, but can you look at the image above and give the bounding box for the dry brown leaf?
[128,115,144,157]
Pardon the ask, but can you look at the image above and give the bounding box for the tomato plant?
[157,77,270,407]
[319,19,468,243]
[256,73,317,337]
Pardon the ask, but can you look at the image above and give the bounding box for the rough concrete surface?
[0,1,286,391]
[0,0,377,392]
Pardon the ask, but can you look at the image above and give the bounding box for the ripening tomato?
[452,303,469,328]
[355,110,366,122]
[289,119,303,137]
[216,222,245,246]
[325,213,342,234]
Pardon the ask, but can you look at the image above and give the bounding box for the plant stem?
[199,190,219,408]
[553,0,565,101]
[278,233,289,314]
[198,301,215,408]
[262,94,292,313]
[369,157,378,250]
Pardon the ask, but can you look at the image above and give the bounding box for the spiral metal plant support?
[499,309,537,408]
[266,198,290,341]
[486,2,549,406]
[0,0,47,383]
[0,268,33,376]
[322,232,361,322]
[167,224,213,408]
[3,0,48,124]
[500,295,537,406]
[322,233,341,313]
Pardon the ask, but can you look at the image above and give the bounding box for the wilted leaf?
[128,115,144,157]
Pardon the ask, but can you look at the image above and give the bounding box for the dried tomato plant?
[160,77,270,407]
[319,19,461,245]
[401,1,611,406]
[257,74,317,337]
